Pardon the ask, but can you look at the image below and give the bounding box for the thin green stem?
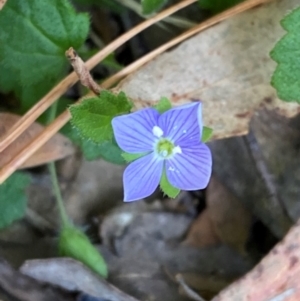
[48,162,69,227]
[47,101,70,228]
[46,101,58,124]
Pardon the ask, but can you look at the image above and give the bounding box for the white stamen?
[161,150,168,157]
[152,125,164,137]
[173,146,182,154]
[168,167,175,171]
[183,129,187,134]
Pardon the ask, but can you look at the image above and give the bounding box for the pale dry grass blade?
[0,0,7,10]
[0,111,70,184]
[0,113,75,169]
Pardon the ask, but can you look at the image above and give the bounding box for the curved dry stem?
[0,0,272,184]
[0,0,197,153]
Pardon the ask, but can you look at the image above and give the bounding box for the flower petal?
[158,102,203,147]
[165,143,212,190]
[112,108,160,153]
[123,153,163,202]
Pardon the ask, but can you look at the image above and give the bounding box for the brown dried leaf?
[212,219,300,301]
[117,0,300,140]
[206,176,252,253]
[0,113,75,169]
[184,176,252,253]
[183,208,220,248]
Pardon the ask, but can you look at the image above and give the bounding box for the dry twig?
[65,48,102,95]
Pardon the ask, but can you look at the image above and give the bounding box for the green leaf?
[62,123,126,164]
[122,152,149,163]
[1,79,55,114]
[0,0,89,110]
[198,0,244,13]
[0,172,31,229]
[93,140,125,164]
[69,90,132,143]
[202,126,213,142]
[141,0,168,15]
[17,82,56,114]
[59,225,108,278]
[270,7,300,102]
[160,169,180,198]
[153,97,172,114]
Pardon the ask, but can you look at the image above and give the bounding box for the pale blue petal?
[123,153,163,202]
[165,143,212,190]
[112,108,160,153]
[158,102,202,147]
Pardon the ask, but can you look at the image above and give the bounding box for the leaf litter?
[117,0,300,140]
[1,0,300,301]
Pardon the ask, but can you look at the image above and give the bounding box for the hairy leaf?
[271,6,300,102]
[62,124,126,164]
[70,91,132,143]
[0,0,89,111]
[0,172,31,229]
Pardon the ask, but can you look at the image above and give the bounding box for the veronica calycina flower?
[112,102,212,202]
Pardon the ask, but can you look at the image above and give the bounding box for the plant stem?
[47,102,70,228]
[48,162,69,228]
[46,100,58,124]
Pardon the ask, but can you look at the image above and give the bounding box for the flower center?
[152,126,182,159]
[155,138,182,159]
[156,139,174,158]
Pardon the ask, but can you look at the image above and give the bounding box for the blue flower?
[112,102,212,202]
